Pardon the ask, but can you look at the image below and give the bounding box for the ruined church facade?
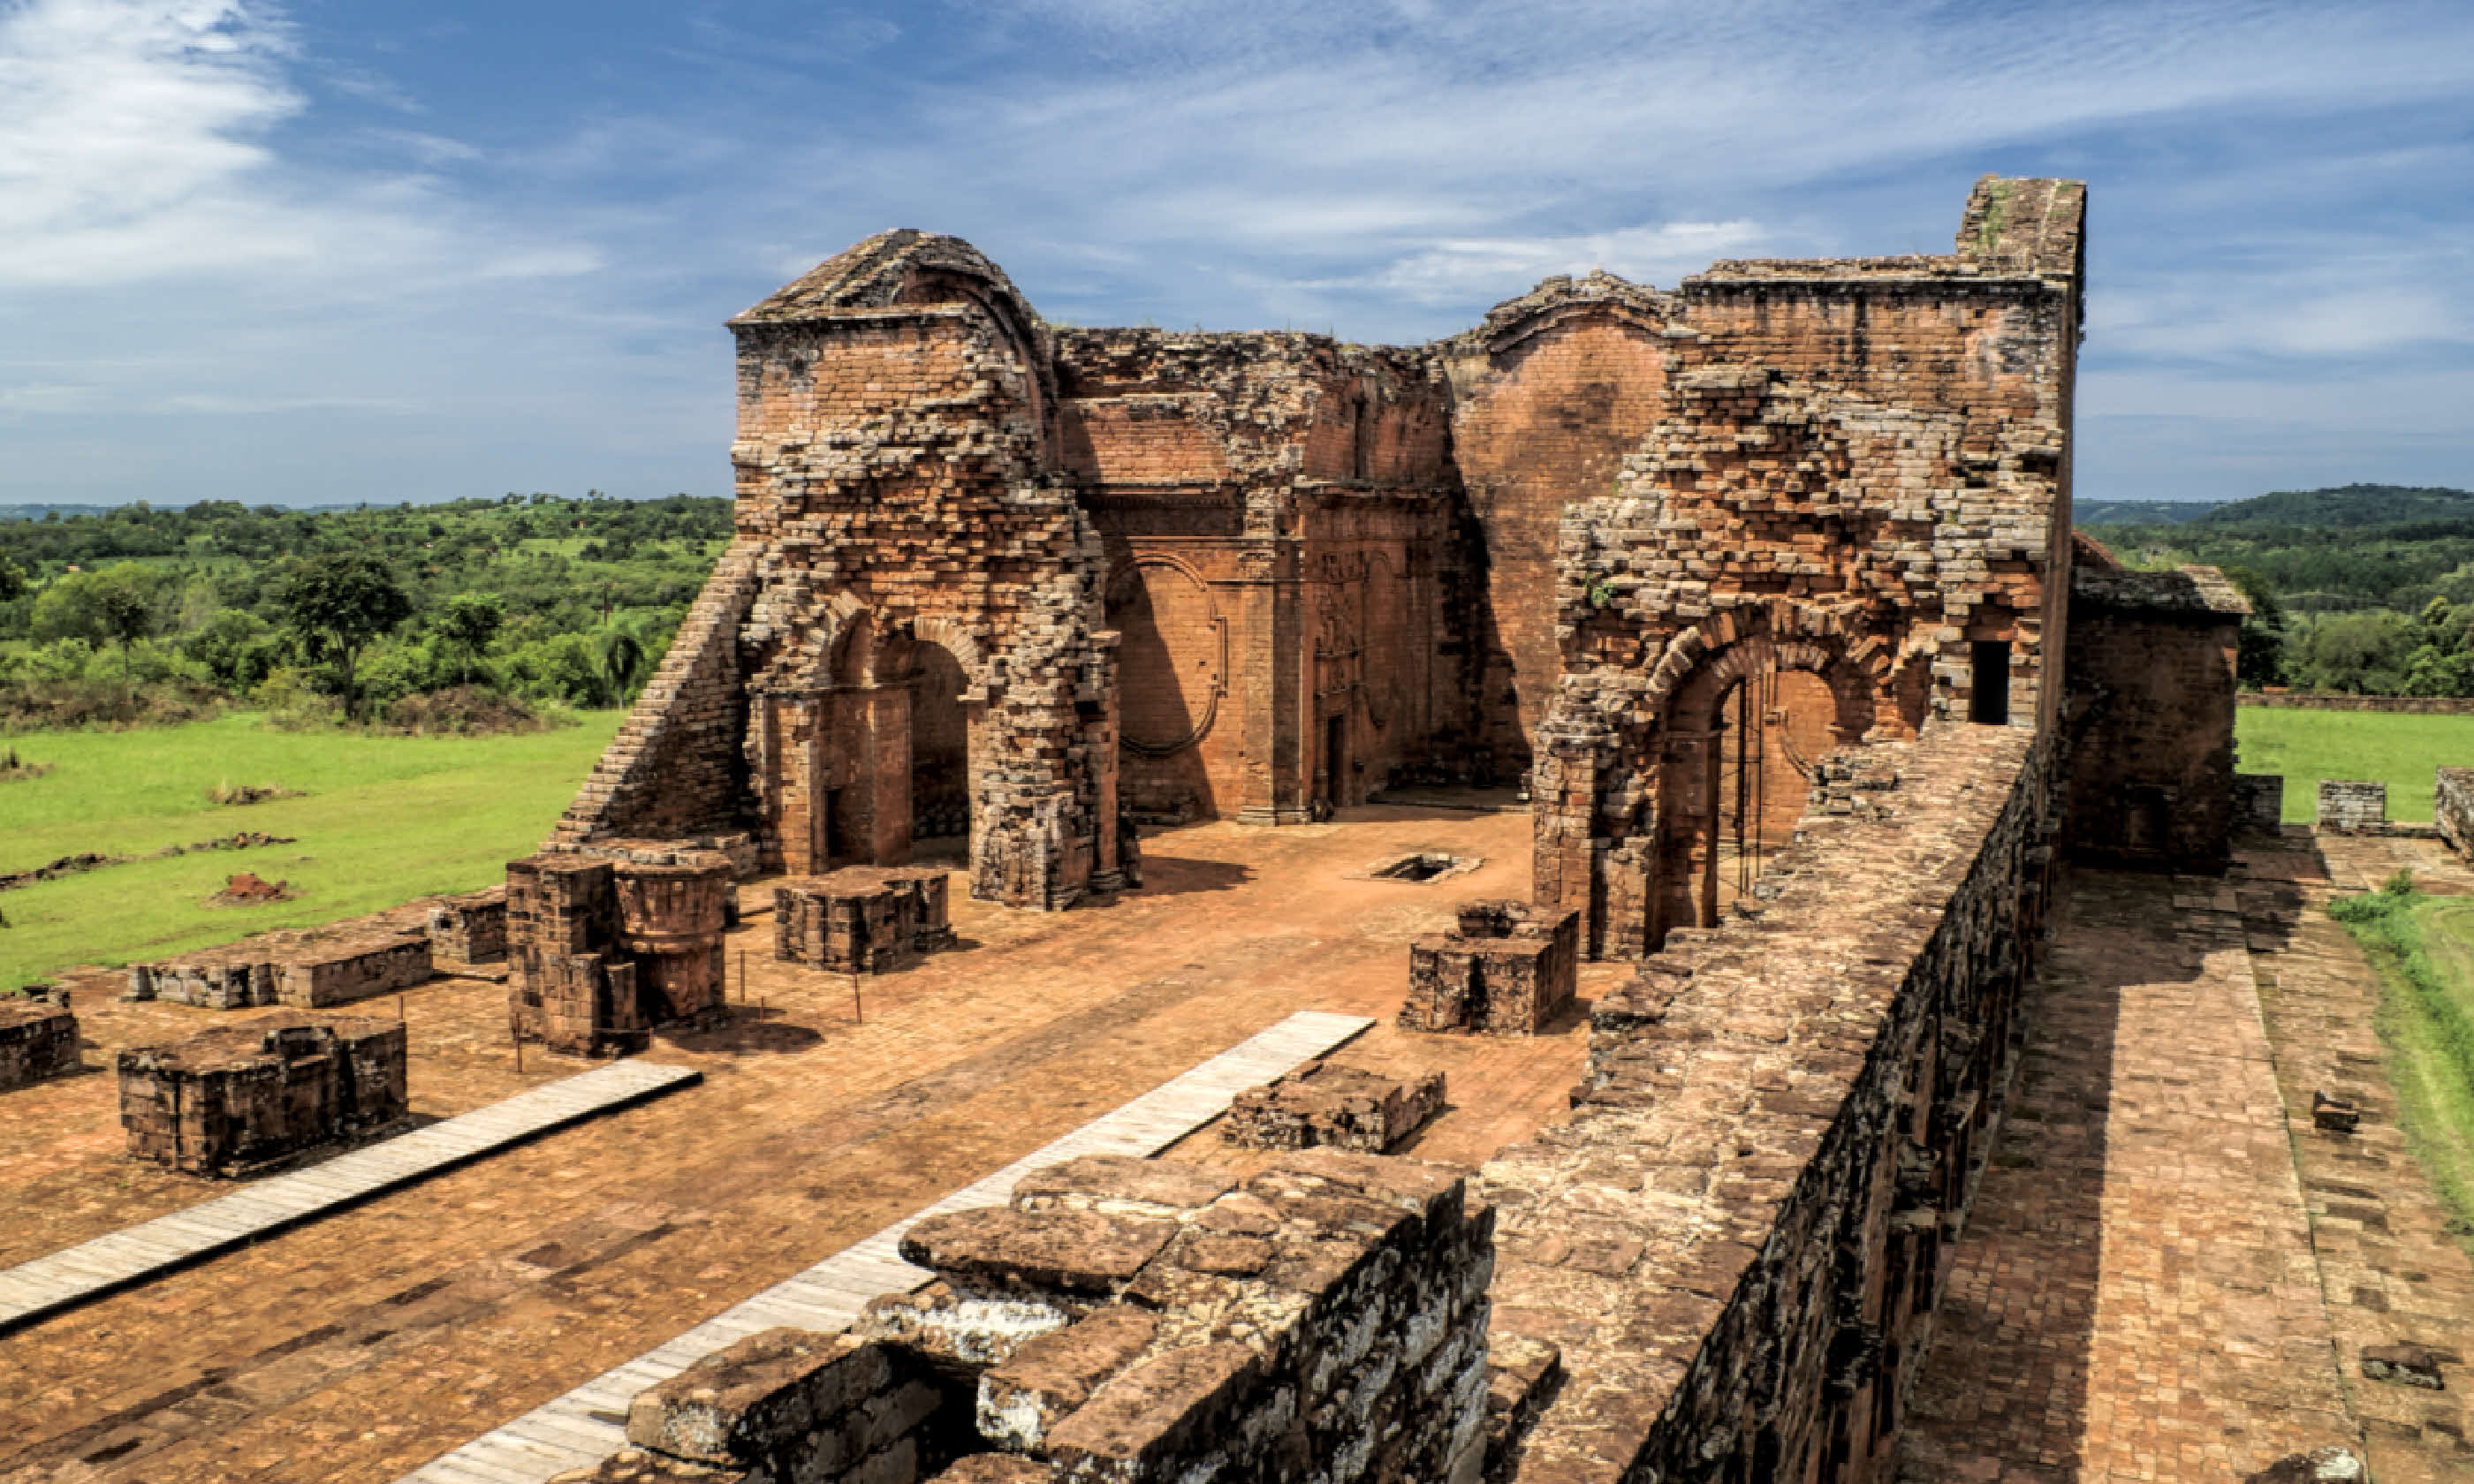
[555,178,2122,940]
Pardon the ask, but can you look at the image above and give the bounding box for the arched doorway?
[907,640,973,863]
[1703,666,1840,920]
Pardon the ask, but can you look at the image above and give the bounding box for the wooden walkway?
[398,1010,1374,1484]
[0,1060,702,1336]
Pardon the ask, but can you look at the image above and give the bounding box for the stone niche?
[558,1150,1496,1484]
[0,988,80,1093]
[126,929,434,1011]
[507,845,735,1057]
[1221,1060,1446,1154]
[118,1016,407,1176]
[775,867,958,975]
[1402,901,1579,1035]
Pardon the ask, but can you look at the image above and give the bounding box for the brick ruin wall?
[117,1017,408,1176]
[0,992,80,1092]
[2318,779,2391,835]
[1484,721,2056,1483]
[545,179,2111,932]
[2060,565,2246,869]
[2437,767,2474,855]
[1531,178,2084,957]
[2234,772,2286,831]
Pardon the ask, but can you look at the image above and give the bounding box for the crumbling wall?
[2235,773,2286,832]
[2318,780,2389,835]
[118,1017,408,1176]
[1484,722,2056,1484]
[0,990,79,1093]
[1529,178,2083,956]
[2437,767,2474,855]
[2061,564,2246,870]
[426,885,508,964]
[571,1151,1494,1484]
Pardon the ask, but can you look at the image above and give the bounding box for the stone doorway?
[908,640,972,864]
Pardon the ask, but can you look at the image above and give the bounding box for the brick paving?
[2236,831,2474,1483]
[1897,868,2358,1481]
[0,804,1586,1484]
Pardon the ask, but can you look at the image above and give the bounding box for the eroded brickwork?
[117,1017,407,1176]
[506,845,733,1055]
[125,929,434,1011]
[1484,722,2057,1483]
[1402,901,1580,1035]
[0,989,79,1093]
[2061,564,2247,869]
[2433,767,2474,855]
[2318,780,2389,835]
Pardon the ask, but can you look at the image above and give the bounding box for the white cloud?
[1353,222,1771,302]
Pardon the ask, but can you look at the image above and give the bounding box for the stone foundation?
[427,886,508,963]
[125,931,433,1011]
[561,1150,1493,1484]
[118,1016,408,1176]
[508,844,733,1056]
[1220,1061,1446,1154]
[775,867,957,974]
[2235,772,2286,832]
[0,988,80,1092]
[2436,767,2474,856]
[2318,779,2388,835]
[1402,902,1578,1035]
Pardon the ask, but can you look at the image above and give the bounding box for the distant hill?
[2076,498,2224,525]
[2192,483,2474,530]
[0,504,112,524]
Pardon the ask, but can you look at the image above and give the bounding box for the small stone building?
[0,989,80,1092]
[2061,564,2249,869]
[118,1017,407,1176]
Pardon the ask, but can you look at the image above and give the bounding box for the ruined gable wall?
[1486,722,2058,1484]
[1438,283,1680,777]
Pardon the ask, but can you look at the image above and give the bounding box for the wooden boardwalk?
[398,1010,1374,1484]
[0,1060,702,1336]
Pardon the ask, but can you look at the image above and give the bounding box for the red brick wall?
[2064,607,2239,867]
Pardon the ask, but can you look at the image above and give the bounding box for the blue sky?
[2,0,2468,509]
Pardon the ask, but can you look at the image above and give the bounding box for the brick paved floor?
[2236,831,2474,1483]
[0,804,1586,1484]
[1896,867,2359,1482]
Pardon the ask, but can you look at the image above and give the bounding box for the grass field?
[2235,706,2474,822]
[0,711,619,987]
[2330,882,2474,1259]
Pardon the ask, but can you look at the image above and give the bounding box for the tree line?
[0,493,730,728]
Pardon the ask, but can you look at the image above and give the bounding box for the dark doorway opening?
[1969,640,2012,725]
[1324,712,1347,808]
[910,642,972,861]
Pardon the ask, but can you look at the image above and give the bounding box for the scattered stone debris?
[1221,1060,1445,1153]
[0,746,51,782]
[0,830,297,893]
[208,870,294,906]
[207,782,305,806]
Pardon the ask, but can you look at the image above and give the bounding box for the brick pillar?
[865,683,913,864]
[1234,541,1311,825]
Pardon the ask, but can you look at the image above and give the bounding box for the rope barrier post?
[852,974,862,1026]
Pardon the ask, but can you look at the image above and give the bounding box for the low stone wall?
[118,1016,407,1176]
[561,1150,1496,1484]
[2233,773,2285,831]
[126,932,432,1011]
[1482,721,2058,1481]
[2239,692,2474,715]
[2317,779,2388,834]
[0,990,79,1092]
[2436,768,2474,856]
[426,886,508,964]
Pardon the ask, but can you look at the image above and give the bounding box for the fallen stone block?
[2311,1089,2362,1134]
[1221,1061,1445,1153]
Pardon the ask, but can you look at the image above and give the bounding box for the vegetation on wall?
[2327,873,2474,1256]
[0,493,731,731]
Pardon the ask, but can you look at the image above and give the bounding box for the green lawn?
[2235,707,2474,822]
[2331,885,2474,1259]
[0,711,619,987]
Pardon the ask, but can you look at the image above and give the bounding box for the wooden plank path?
[0,1060,702,1336]
[399,1010,1374,1484]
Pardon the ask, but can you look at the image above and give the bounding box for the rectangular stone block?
[2317,779,2387,834]
[117,1016,407,1176]
[0,991,79,1092]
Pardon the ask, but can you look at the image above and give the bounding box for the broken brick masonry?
[117,1017,408,1177]
[528,177,2256,1482]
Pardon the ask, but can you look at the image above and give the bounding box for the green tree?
[32,564,165,680]
[2220,565,2288,689]
[0,551,26,604]
[271,553,413,716]
[434,593,505,686]
[596,623,649,706]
